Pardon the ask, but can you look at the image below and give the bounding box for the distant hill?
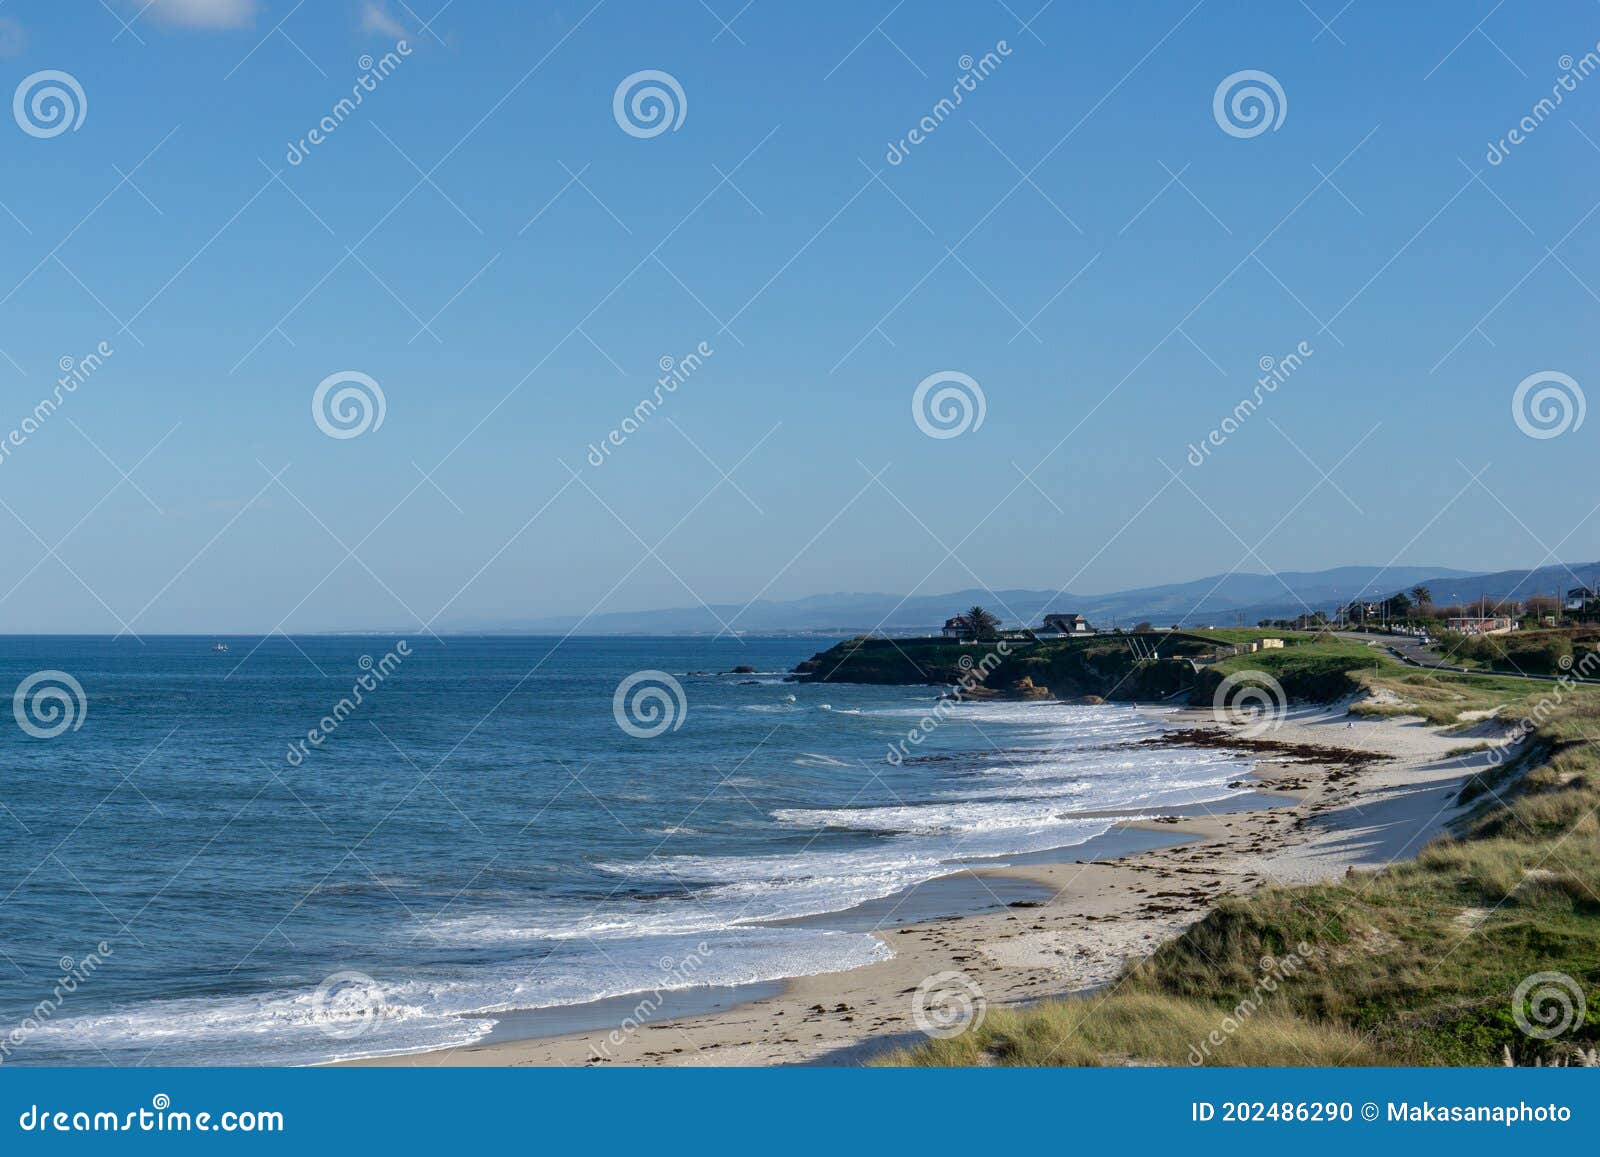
[437,563,1599,636]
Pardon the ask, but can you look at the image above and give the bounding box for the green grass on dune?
[1353,666,1562,727]
[877,657,1600,1068]
[898,991,1378,1067]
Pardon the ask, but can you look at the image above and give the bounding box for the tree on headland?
[1410,585,1433,607]
[965,605,1000,640]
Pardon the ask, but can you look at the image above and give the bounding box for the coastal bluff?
[791,634,1218,702]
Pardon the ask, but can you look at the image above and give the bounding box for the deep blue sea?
[0,636,1251,1066]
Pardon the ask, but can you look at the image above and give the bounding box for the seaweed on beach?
[1137,728,1390,767]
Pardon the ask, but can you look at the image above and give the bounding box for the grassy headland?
[795,631,1271,702]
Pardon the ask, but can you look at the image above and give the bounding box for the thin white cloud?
[360,1,407,38]
[143,0,257,29]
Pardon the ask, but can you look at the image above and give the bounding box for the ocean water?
[0,636,1251,1066]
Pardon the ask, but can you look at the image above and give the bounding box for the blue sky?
[1,0,1598,633]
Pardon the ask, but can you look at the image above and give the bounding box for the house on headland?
[1039,613,1092,637]
[941,615,974,638]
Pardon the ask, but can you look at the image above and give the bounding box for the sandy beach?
[352,701,1506,1067]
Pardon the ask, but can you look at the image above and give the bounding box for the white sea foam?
[793,752,853,768]
[23,928,889,1067]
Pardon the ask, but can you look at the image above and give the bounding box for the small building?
[941,615,974,639]
[1447,616,1516,636]
[1261,638,1284,649]
[1567,587,1597,611]
[1039,613,1092,637]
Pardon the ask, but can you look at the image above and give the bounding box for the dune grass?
[899,991,1378,1067]
[1352,665,1550,727]
[877,665,1600,1068]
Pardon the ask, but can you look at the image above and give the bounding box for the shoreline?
[350,700,1505,1067]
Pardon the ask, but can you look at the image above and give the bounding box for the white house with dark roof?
[1039,613,1092,637]
[941,615,974,638]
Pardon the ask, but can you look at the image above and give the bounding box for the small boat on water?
[212,642,229,653]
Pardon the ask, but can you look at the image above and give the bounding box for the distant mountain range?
[437,562,1600,636]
